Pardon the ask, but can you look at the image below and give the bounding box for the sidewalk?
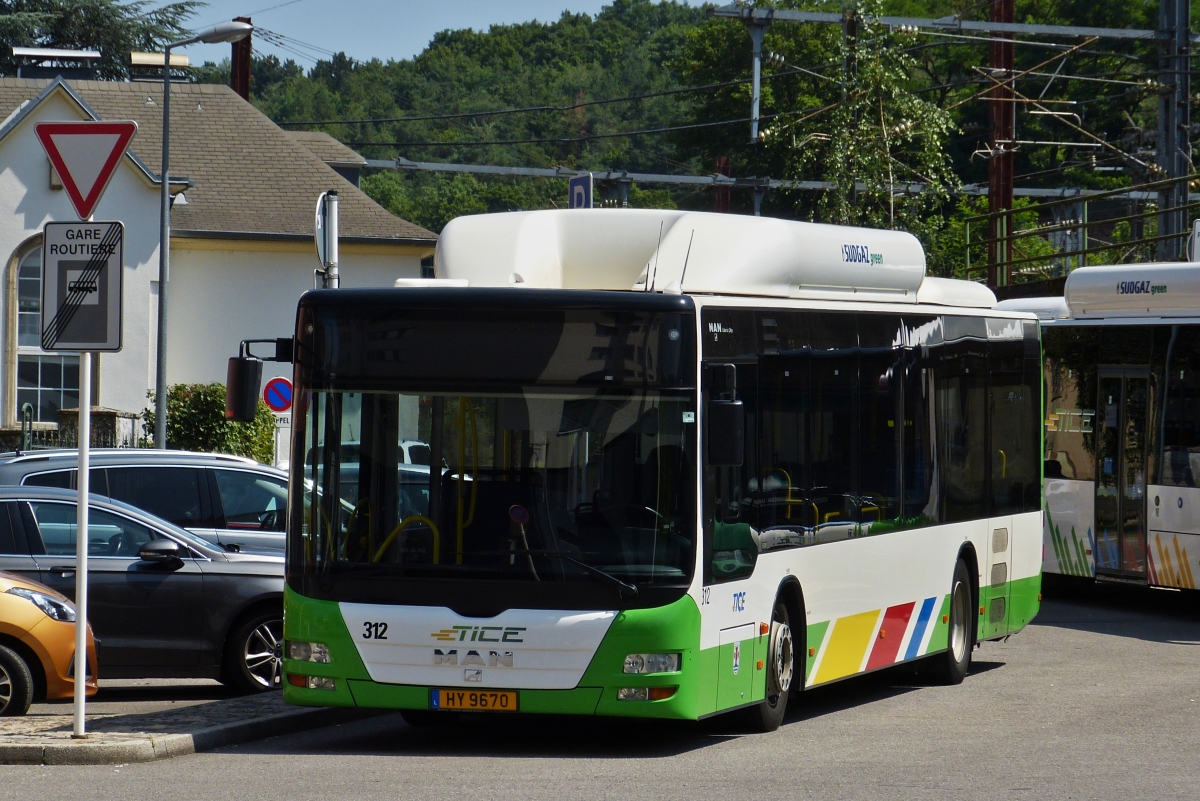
[0,691,358,765]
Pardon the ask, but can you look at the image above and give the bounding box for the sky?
[180,0,668,68]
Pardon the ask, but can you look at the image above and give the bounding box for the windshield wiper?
[509,550,638,600]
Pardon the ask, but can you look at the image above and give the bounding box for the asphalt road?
[5,581,1199,801]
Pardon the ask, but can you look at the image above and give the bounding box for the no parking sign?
[263,377,292,413]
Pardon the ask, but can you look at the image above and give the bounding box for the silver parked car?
[0,450,288,552]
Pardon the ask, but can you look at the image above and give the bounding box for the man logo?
[433,649,515,667]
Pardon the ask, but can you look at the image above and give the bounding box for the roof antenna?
[648,220,664,292]
[665,229,694,295]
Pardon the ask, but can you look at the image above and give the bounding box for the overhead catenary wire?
[344,107,829,148]
[276,69,831,128]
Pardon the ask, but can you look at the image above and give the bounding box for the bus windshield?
[289,293,697,611]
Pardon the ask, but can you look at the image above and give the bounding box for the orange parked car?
[0,571,97,715]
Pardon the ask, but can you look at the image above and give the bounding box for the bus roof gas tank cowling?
[434,209,944,303]
[1060,262,1200,319]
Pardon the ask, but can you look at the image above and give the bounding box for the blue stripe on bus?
[904,597,937,661]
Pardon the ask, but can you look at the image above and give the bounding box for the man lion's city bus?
[1000,263,1200,589]
[273,210,1042,731]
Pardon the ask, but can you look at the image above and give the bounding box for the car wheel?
[0,645,34,716]
[224,610,283,694]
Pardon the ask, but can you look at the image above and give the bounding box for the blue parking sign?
[568,174,593,209]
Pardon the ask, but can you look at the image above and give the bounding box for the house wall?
[0,90,161,427]
[166,238,428,388]
[0,84,434,447]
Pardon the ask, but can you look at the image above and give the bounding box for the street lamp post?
[156,20,252,448]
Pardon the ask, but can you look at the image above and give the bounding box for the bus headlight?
[623,653,680,674]
[287,641,331,663]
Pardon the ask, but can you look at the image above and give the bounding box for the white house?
[0,76,436,439]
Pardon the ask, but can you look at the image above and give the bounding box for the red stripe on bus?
[865,601,916,671]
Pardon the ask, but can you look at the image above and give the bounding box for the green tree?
[0,0,201,80]
[799,4,959,243]
[143,384,275,464]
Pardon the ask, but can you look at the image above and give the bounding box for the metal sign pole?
[72,353,90,738]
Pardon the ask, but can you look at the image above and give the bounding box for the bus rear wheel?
[744,601,794,733]
[931,558,973,685]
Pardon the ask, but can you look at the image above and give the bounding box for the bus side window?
[705,362,759,583]
[858,314,905,531]
[903,315,941,527]
[940,316,988,522]
[1159,325,1200,488]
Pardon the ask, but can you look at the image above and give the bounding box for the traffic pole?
[72,353,90,738]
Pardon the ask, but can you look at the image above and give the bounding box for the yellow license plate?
[430,689,519,712]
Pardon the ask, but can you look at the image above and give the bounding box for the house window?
[14,247,79,423]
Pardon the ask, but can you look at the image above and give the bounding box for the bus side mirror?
[226,356,263,422]
[708,400,744,466]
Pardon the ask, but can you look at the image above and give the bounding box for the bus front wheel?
[744,601,794,733]
[931,558,973,685]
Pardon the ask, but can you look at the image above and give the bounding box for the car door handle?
[48,566,76,576]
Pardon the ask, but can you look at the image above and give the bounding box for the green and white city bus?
[274,210,1042,731]
[1000,262,1200,589]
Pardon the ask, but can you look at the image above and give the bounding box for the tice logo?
[842,244,883,265]
[1046,408,1094,433]
[431,625,526,643]
[1117,280,1167,295]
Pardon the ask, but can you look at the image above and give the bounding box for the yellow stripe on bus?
[813,609,880,685]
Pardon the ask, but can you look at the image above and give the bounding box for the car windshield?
[298,388,696,586]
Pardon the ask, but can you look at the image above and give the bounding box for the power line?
[273,37,962,129]
[365,154,1194,201]
[245,0,309,15]
[257,27,337,58]
[343,108,824,148]
[276,74,796,128]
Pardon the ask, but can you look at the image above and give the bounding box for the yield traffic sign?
[35,121,138,220]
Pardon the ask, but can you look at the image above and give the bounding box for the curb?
[0,705,367,765]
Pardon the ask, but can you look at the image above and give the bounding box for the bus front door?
[1095,371,1149,576]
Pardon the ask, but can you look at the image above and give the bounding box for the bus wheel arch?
[743,580,802,733]
[932,548,977,685]
[957,543,981,646]
[775,578,805,695]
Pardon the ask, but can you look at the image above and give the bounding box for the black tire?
[222,609,283,694]
[743,601,795,733]
[400,709,458,728]
[930,558,973,685]
[0,644,34,716]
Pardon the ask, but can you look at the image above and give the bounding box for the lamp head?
[193,20,253,45]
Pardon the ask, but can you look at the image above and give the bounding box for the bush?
[143,384,276,464]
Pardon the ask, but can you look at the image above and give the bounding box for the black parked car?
[0,450,288,552]
[0,487,283,692]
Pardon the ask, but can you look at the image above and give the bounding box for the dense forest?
[0,0,1180,274]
